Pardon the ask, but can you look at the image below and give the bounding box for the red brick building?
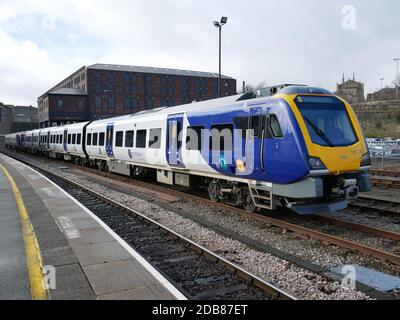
[38,64,237,128]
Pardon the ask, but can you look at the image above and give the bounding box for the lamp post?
[213,16,228,98]
[380,78,385,90]
[394,58,400,100]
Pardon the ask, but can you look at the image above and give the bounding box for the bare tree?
[244,81,268,93]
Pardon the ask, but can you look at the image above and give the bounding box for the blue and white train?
[5,85,372,214]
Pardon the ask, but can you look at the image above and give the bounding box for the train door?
[246,106,264,175]
[63,129,68,152]
[106,124,115,158]
[166,114,185,168]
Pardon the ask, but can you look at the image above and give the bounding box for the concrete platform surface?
[0,153,184,300]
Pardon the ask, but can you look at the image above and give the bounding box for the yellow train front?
[269,86,372,214]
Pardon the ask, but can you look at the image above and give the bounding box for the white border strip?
[2,154,187,301]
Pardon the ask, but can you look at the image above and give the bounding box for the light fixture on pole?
[213,16,228,98]
[394,58,400,100]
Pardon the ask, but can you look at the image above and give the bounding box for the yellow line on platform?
[0,163,47,300]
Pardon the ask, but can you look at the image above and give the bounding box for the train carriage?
[5,85,372,215]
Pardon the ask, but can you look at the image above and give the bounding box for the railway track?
[4,150,400,268]
[369,168,400,189]
[3,152,295,301]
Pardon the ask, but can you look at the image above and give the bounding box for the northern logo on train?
[219,155,228,171]
[99,147,102,155]
[128,149,133,159]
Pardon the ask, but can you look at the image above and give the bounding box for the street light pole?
[394,58,400,100]
[214,17,228,98]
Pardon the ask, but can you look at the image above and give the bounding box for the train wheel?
[208,181,221,202]
[242,188,256,213]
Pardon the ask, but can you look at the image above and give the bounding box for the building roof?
[88,63,234,80]
[48,88,88,96]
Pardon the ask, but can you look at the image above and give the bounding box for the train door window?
[77,134,82,145]
[60,135,63,144]
[210,124,233,151]
[136,130,147,148]
[269,115,283,138]
[125,131,134,148]
[149,129,161,149]
[68,134,71,144]
[72,134,76,145]
[250,115,261,137]
[99,133,105,146]
[50,135,53,144]
[56,135,59,144]
[115,131,123,147]
[186,126,204,150]
[93,133,98,146]
[87,133,92,146]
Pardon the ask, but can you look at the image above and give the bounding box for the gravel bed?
[3,152,381,300]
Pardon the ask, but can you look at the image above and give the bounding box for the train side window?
[57,135,61,144]
[269,115,283,138]
[210,124,233,151]
[87,133,92,146]
[93,133,98,146]
[68,134,71,144]
[60,135,63,144]
[149,128,161,149]
[77,134,81,145]
[72,134,76,145]
[136,130,147,148]
[250,115,261,137]
[99,133,105,146]
[125,131,134,148]
[186,126,204,150]
[115,131,123,147]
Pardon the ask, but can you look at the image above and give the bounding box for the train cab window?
[210,124,233,151]
[72,134,76,145]
[99,133,105,146]
[149,129,161,149]
[136,130,147,148]
[186,126,204,150]
[87,133,92,146]
[125,131,134,148]
[250,115,261,137]
[115,131,123,147]
[77,134,81,145]
[93,133,98,146]
[269,115,283,138]
[68,134,72,144]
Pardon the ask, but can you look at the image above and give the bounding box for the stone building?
[335,74,365,104]
[367,87,398,101]
[0,103,39,144]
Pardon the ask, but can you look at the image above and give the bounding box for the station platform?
[0,153,183,300]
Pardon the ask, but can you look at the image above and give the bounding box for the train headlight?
[309,157,327,170]
[361,152,371,167]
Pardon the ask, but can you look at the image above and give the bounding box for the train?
[5,85,372,215]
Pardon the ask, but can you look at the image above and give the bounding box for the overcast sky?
[0,0,399,106]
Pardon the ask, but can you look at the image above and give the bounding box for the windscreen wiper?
[304,117,334,147]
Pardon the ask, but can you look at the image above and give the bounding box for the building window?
[146,98,153,109]
[136,130,147,148]
[57,99,64,110]
[149,129,161,149]
[108,97,115,109]
[78,98,84,112]
[97,132,104,146]
[95,97,101,110]
[115,131,123,147]
[125,131,134,148]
